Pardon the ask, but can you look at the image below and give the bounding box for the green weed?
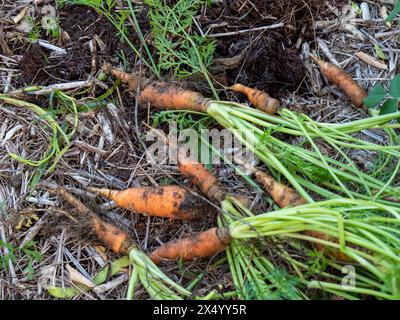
[0,240,42,280]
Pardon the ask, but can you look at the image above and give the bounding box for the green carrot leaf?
[386,0,400,22]
[380,99,398,115]
[374,44,386,60]
[389,75,400,98]
[363,84,386,108]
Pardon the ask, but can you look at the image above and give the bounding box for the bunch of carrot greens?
[206,101,400,204]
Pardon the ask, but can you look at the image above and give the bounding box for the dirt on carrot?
[89,185,213,220]
[150,227,231,264]
[230,83,281,114]
[310,54,368,108]
[54,188,134,255]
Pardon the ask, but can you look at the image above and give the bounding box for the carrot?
[177,149,226,204]
[89,185,210,220]
[55,188,134,255]
[145,127,250,207]
[230,83,280,114]
[310,54,367,108]
[242,162,351,262]
[150,227,231,264]
[103,63,143,91]
[177,149,250,206]
[103,64,209,112]
[140,82,209,112]
[242,162,307,208]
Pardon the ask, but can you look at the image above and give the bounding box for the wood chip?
[93,274,128,294]
[12,7,29,24]
[66,264,95,288]
[360,2,370,20]
[356,52,387,70]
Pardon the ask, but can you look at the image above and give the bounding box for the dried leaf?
[66,264,95,288]
[356,52,387,70]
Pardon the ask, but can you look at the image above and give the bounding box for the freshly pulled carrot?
[241,162,307,208]
[89,185,210,220]
[147,127,250,207]
[55,188,134,255]
[103,63,147,91]
[150,227,231,264]
[242,162,351,262]
[103,64,209,112]
[177,149,226,204]
[177,149,250,206]
[230,83,280,114]
[140,82,209,112]
[310,54,367,108]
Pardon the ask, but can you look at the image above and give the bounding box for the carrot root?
[89,185,211,220]
[230,83,280,114]
[177,149,250,206]
[140,82,209,112]
[103,64,209,112]
[54,188,134,255]
[310,54,367,108]
[150,227,231,264]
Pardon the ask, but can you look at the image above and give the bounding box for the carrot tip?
[88,187,116,200]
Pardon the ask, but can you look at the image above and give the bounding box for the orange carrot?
[140,82,209,112]
[55,188,134,255]
[103,63,143,91]
[89,185,211,220]
[240,161,307,208]
[230,83,280,114]
[177,148,250,207]
[243,163,351,262]
[103,64,209,112]
[177,149,226,204]
[310,54,367,108]
[150,227,231,264]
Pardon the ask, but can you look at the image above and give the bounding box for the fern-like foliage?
[145,0,216,78]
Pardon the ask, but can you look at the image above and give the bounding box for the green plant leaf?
[386,0,400,22]
[374,44,386,60]
[48,286,77,299]
[363,84,386,108]
[380,99,398,115]
[389,75,400,98]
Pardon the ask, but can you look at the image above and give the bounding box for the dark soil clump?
[19,44,48,84]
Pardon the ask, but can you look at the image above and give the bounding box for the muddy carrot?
[89,185,210,220]
[310,54,367,108]
[55,188,134,255]
[103,63,143,91]
[240,161,306,208]
[177,149,226,204]
[103,64,209,112]
[150,227,232,264]
[241,162,351,261]
[230,83,280,114]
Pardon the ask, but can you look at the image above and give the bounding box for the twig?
[35,40,67,55]
[375,29,400,39]
[208,23,284,38]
